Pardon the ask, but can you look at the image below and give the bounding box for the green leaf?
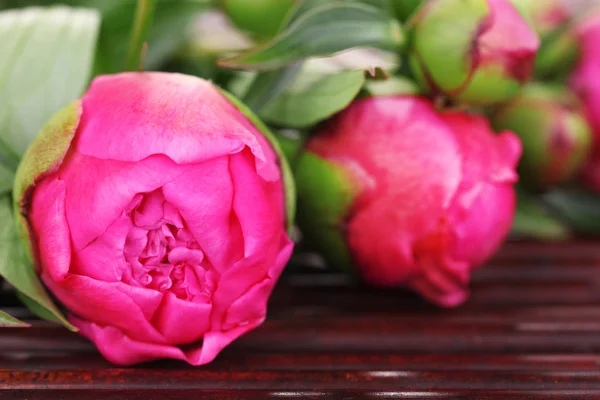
[0,309,29,327]
[512,190,570,240]
[16,292,59,323]
[390,0,423,21]
[0,6,99,160]
[241,46,399,124]
[218,88,297,232]
[360,0,393,13]
[544,187,600,234]
[259,67,365,128]
[0,195,75,330]
[219,2,404,71]
[242,63,303,111]
[123,0,158,72]
[283,0,332,25]
[284,0,394,29]
[91,0,210,75]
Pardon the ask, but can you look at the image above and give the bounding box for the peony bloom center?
[121,189,217,302]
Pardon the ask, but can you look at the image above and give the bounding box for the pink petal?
[30,177,71,281]
[478,0,540,82]
[151,292,211,345]
[71,315,186,366]
[452,183,516,265]
[185,238,293,366]
[315,97,462,285]
[229,149,286,258]
[210,235,293,332]
[161,156,244,272]
[133,189,166,229]
[71,213,131,282]
[43,275,165,344]
[410,272,470,308]
[167,247,204,265]
[76,72,270,169]
[184,320,264,366]
[441,113,520,266]
[58,151,184,250]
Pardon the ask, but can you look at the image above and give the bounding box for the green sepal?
[14,100,81,211]
[295,151,358,273]
[218,88,296,232]
[10,101,82,332]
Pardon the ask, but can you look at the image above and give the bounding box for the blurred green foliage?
[1,0,210,76]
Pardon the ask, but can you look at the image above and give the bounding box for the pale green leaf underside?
[0,6,99,160]
[259,67,365,128]
[249,47,399,128]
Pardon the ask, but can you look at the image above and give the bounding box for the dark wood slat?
[1,241,600,398]
[3,314,600,355]
[1,389,598,400]
[489,239,600,264]
[3,353,600,371]
[2,369,600,390]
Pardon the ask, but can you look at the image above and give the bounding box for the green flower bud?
[534,27,580,79]
[515,0,569,35]
[492,83,593,189]
[408,0,540,105]
[512,0,581,78]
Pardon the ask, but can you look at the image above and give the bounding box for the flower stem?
[124,0,157,72]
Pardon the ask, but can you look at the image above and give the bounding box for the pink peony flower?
[15,72,293,365]
[296,96,521,307]
[571,13,600,191]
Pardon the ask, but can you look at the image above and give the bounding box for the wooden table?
[1,241,600,399]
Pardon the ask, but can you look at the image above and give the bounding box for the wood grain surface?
[1,240,600,399]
